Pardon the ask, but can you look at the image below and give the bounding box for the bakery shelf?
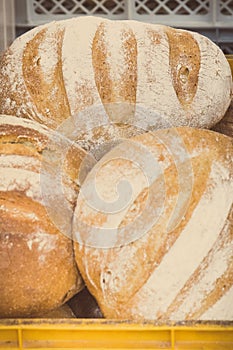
[0,319,232,350]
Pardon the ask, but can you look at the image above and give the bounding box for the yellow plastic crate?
[0,319,233,350]
[0,56,232,350]
[227,55,233,77]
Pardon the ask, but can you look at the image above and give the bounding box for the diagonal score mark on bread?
[92,21,137,124]
[73,128,233,320]
[22,26,71,128]
[161,203,233,320]
[74,129,209,307]
[96,155,211,308]
[119,131,232,320]
[166,28,200,109]
[0,17,231,133]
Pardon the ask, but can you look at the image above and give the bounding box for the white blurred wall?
[0,0,15,53]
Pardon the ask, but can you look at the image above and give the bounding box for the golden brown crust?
[118,29,137,110]
[0,116,86,318]
[0,17,231,136]
[40,304,76,318]
[154,204,233,320]
[92,23,113,108]
[92,22,138,123]
[112,157,211,308]
[0,230,79,318]
[165,28,200,109]
[22,28,71,128]
[73,127,233,321]
[0,191,58,235]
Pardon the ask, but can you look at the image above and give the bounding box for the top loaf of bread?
[0,16,232,133]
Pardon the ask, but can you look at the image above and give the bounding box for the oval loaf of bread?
[0,17,232,141]
[73,127,233,321]
[0,115,86,317]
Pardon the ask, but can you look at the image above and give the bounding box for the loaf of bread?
[0,17,232,151]
[73,127,233,321]
[0,115,86,318]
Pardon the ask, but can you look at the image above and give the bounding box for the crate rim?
[0,318,233,329]
[0,319,232,350]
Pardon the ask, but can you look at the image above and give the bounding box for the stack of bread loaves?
[0,16,232,320]
[0,116,85,317]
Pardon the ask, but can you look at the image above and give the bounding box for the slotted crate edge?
[14,0,233,54]
[25,0,233,26]
[0,319,233,350]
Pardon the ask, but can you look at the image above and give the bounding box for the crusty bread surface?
[73,127,233,321]
[0,16,232,320]
[0,17,232,152]
[0,115,86,318]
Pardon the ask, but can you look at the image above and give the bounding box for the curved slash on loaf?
[166,28,200,110]
[162,203,233,320]
[92,22,137,124]
[111,156,211,308]
[22,27,71,129]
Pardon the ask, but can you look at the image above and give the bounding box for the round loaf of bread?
[0,115,86,317]
[73,127,233,321]
[0,17,232,150]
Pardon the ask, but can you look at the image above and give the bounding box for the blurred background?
[0,0,233,53]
